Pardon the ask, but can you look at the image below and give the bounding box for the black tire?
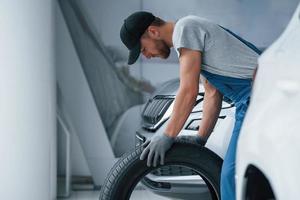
[99,138,223,200]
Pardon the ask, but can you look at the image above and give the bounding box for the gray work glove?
[177,134,207,146]
[140,132,175,167]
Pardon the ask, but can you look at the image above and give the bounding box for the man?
[120,11,260,200]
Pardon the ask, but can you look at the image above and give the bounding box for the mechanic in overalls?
[120,11,260,200]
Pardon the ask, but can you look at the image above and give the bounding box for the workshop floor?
[57,189,170,200]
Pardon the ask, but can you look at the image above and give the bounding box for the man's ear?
[147,26,160,39]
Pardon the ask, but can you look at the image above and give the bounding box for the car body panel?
[236,3,300,200]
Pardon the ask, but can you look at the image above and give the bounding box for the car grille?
[141,96,174,130]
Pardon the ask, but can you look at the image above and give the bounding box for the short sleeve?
[172,16,214,57]
[173,25,206,56]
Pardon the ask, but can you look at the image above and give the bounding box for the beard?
[156,40,171,59]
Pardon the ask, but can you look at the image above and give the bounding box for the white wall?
[56,2,92,177]
[56,1,116,185]
[0,1,56,199]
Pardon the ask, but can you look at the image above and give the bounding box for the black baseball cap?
[120,11,155,65]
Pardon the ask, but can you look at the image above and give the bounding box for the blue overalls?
[201,70,251,200]
[202,27,261,200]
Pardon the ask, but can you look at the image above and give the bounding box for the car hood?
[152,78,180,97]
[152,78,204,97]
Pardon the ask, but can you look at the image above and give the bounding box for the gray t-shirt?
[172,15,259,79]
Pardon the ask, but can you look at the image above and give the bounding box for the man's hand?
[140,132,175,167]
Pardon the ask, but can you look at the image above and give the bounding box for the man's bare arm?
[165,48,201,137]
[198,77,223,140]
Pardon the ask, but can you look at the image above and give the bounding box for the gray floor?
[57,189,170,200]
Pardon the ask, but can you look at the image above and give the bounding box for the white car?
[236,3,300,200]
[134,79,236,200]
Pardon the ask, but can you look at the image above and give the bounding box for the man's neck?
[160,22,175,48]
